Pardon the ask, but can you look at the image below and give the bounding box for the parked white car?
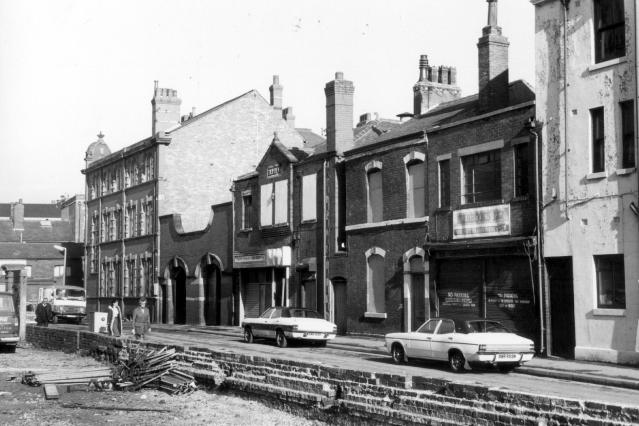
[385,318,535,372]
[242,307,337,348]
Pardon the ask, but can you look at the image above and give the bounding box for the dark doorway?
[411,274,425,331]
[546,257,575,358]
[172,266,187,324]
[203,265,220,325]
[332,278,347,335]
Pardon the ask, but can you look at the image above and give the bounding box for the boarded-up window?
[302,173,317,221]
[260,184,273,226]
[242,194,252,229]
[591,107,605,173]
[367,254,385,313]
[407,162,425,218]
[367,170,383,222]
[274,180,288,224]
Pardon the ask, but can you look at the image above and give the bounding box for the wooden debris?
[43,384,60,400]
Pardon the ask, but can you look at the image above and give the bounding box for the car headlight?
[529,343,535,352]
[478,344,487,353]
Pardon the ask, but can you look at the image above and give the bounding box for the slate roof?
[296,128,326,149]
[0,220,73,243]
[352,80,535,150]
[0,203,62,219]
[0,205,10,217]
[353,119,401,149]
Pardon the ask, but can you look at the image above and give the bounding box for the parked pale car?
[385,318,535,372]
[242,307,337,348]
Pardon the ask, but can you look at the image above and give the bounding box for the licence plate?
[496,353,521,361]
[305,332,324,337]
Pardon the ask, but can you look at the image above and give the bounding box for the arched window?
[367,169,383,222]
[366,248,386,314]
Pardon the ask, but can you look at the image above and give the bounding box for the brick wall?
[26,325,639,425]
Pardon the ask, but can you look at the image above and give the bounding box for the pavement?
[144,323,639,392]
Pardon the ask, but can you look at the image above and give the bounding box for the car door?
[430,319,456,360]
[252,307,274,338]
[407,319,439,359]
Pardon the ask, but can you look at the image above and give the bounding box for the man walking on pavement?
[131,296,151,340]
[35,297,54,327]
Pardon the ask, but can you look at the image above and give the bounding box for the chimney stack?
[11,199,24,231]
[413,55,461,116]
[151,81,182,136]
[269,75,283,109]
[282,107,295,128]
[477,0,509,111]
[325,72,354,154]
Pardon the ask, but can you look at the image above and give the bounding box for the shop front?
[234,246,292,320]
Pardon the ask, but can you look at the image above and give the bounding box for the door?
[547,257,575,358]
[430,319,455,360]
[411,272,426,331]
[172,266,187,324]
[332,278,347,335]
[407,319,439,358]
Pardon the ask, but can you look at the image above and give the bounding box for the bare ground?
[0,344,326,425]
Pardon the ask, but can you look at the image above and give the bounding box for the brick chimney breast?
[325,72,354,154]
[477,0,509,111]
[413,55,461,116]
[11,200,24,231]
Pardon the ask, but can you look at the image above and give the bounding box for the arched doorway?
[171,265,187,324]
[331,277,347,335]
[403,248,428,332]
[203,263,220,325]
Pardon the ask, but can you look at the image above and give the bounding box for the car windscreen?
[289,309,321,319]
[466,320,510,333]
[55,289,85,300]
[0,295,15,313]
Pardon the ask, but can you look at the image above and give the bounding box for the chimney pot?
[335,72,344,80]
[325,72,354,154]
[269,75,283,109]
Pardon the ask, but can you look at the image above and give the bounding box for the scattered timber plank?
[43,384,60,400]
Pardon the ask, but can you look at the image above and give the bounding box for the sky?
[0,0,535,203]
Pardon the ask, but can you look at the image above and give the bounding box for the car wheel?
[391,343,407,364]
[7,345,16,354]
[275,330,288,348]
[448,350,466,372]
[243,327,254,344]
[316,340,327,348]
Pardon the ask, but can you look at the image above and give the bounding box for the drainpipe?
[635,0,639,193]
[322,158,329,320]
[527,118,546,356]
[561,0,570,221]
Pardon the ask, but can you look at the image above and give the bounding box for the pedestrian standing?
[35,297,54,327]
[107,299,123,337]
[131,297,151,340]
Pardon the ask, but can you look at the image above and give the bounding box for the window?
[126,203,137,237]
[302,173,317,222]
[595,254,625,309]
[335,165,347,251]
[621,101,635,168]
[439,159,450,208]
[514,143,529,197]
[461,150,501,204]
[242,194,252,229]
[25,266,32,278]
[90,247,97,274]
[594,0,625,63]
[367,252,385,313]
[407,162,425,218]
[367,169,383,222]
[591,107,605,173]
[417,319,439,334]
[140,203,147,236]
[53,265,64,277]
[260,180,288,226]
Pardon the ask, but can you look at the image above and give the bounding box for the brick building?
[533,0,639,363]
[338,0,539,340]
[83,77,306,323]
[231,75,400,331]
[0,199,83,292]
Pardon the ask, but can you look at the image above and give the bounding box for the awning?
[425,236,536,258]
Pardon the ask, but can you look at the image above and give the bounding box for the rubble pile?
[22,346,196,396]
[114,346,197,395]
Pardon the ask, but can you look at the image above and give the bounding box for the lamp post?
[53,244,67,287]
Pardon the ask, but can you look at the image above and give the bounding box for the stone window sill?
[586,171,607,180]
[616,167,636,176]
[587,56,627,73]
[364,312,387,319]
[592,308,625,317]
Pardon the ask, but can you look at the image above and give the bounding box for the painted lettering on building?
[453,204,510,239]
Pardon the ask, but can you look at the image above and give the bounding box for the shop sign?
[441,291,477,308]
[487,292,531,309]
[233,246,291,268]
[266,164,281,178]
[453,204,510,239]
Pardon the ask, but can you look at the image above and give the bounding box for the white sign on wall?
[453,204,510,239]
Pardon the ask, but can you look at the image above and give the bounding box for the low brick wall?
[26,325,639,425]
